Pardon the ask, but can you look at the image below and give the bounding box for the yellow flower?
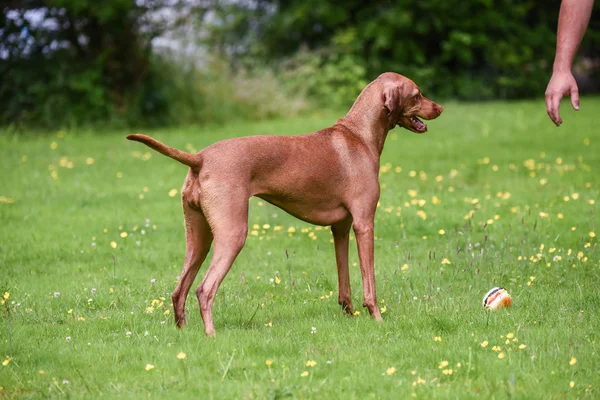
[442,369,453,375]
[507,333,514,339]
[2,292,9,300]
[401,264,409,271]
[380,305,387,313]
[110,241,117,249]
[145,364,154,371]
[416,210,427,220]
[353,310,360,316]
[438,229,445,235]
[386,367,397,375]
[177,352,187,360]
[287,227,296,233]
[481,341,489,348]
[86,158,95,165]
[438,360,449,369]
[300,371,309,377]
[590,232,596,238]
[434,336,442,342]
[274,276,281,284]
[570,381,575,388]
[306,360,317,367]
[569,357,577,366]
[67,309,73,314]
[2,358,11,366]
[265,359,273,367]
[168,189,178,197]
[441,258,451,265]
[519,344,527,350]
[498,352,505,359]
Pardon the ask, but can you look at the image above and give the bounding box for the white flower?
[91,288,96,295]
[126,331,132,338]
[66,336,71,342]
[53,292,61,298]
[311,326,317,334]
[62,380,69,385]
[150,278,156,284]
[87,298,93,303]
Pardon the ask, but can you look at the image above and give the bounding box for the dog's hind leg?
[172,204,213,328]
[195,196,249,336]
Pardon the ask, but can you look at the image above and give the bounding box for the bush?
[141,56,308,126]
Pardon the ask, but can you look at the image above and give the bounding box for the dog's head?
[380,73,443,133]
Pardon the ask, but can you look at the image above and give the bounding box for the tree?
[0,0,206,126]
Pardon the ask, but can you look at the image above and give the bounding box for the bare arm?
[545,0,594,126]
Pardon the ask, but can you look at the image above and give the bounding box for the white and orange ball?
[482,287,512,311]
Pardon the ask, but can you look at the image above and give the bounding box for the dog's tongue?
[411,116,427,132]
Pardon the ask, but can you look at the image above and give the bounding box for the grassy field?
[1,98,598,399]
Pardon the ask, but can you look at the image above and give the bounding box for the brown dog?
[127,72,442,336]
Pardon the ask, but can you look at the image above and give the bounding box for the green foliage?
[278,46,368,108]
[224,0,600,101]
[2,1,599,128]
[139,56,308,126]
[0,0,150,128]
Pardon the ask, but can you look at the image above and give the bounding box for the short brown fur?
[127,72,443,336]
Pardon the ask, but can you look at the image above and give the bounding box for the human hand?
[545,71,580,127]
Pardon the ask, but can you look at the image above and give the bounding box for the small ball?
[482,287,512,311]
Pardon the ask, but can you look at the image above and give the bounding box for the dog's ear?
[383,83,401,129]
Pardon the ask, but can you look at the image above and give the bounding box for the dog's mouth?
[410,116,427,133]
[398,116,427,133]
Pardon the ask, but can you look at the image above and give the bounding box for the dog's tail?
[126,134,200,169]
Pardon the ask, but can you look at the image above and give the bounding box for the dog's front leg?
[332,218,354,315]
[352,216,382,322]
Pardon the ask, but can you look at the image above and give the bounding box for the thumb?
[571,86,580,111]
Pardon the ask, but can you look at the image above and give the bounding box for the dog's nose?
[436,104,443,116]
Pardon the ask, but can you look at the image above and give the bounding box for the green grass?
[1,98,598,399]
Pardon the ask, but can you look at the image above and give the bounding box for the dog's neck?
[336,81,392,156]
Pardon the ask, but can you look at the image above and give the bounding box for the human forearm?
[553,0,595,72]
